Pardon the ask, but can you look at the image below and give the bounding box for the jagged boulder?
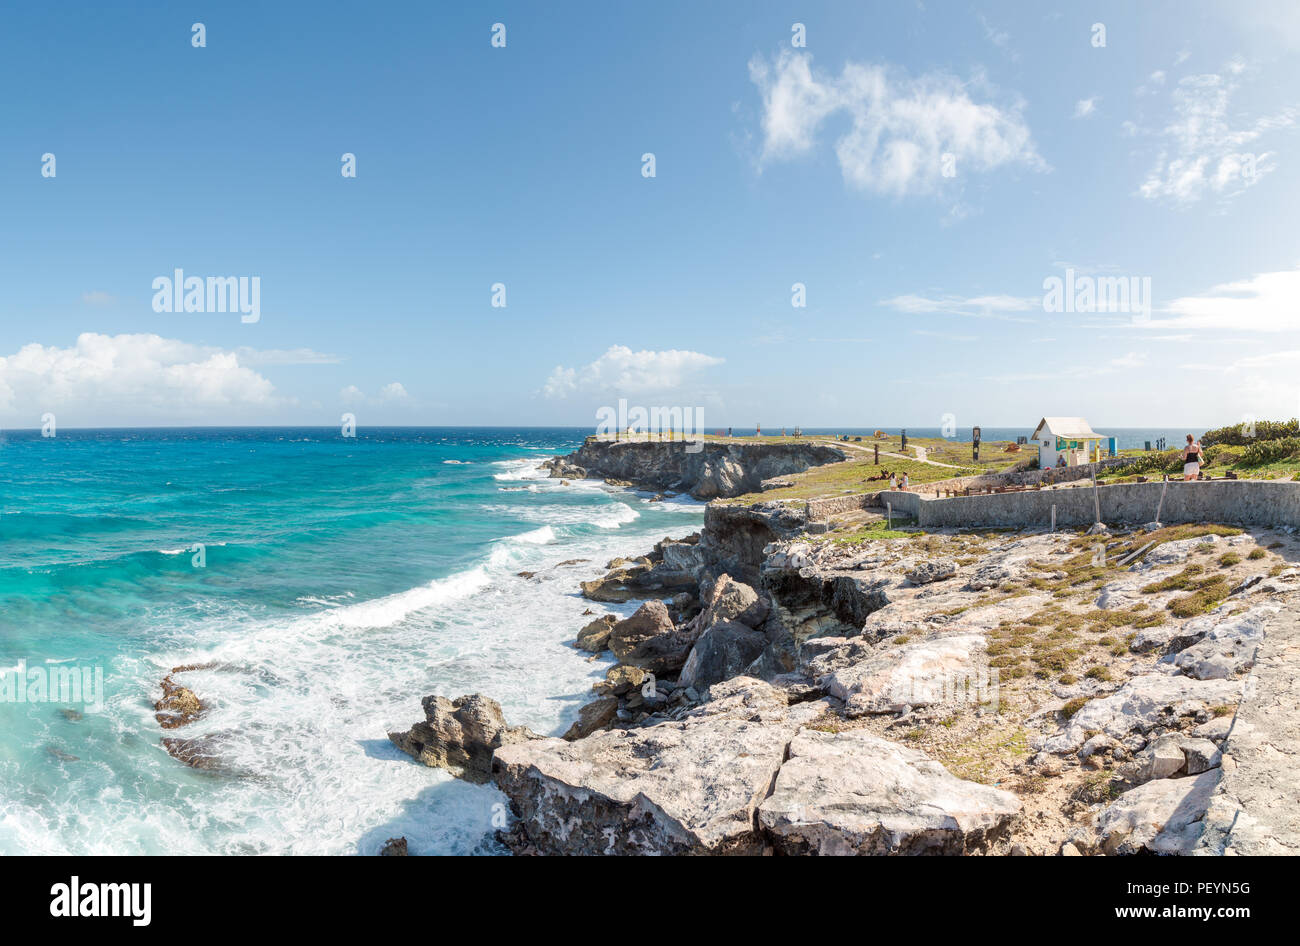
[700,573,768,629]
[581,561,695,603]
[563,696,619,740]
[907,559,959,585]
[387,694,535,783]
[609,600,699,673]
[758,729,1021,855]
[678,621,767,691]
[574,614,618,652]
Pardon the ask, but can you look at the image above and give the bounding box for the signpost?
[972,426,981,462]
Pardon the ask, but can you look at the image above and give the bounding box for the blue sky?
[1,0,1298,429]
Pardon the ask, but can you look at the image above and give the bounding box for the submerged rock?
[758,729,1021,855]
[388,694,535,784]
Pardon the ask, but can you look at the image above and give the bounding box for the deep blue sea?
[0,427,704,854]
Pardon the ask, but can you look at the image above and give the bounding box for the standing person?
[888,472,898,490]
[901,472,910,491]
[1182,434,1204,481]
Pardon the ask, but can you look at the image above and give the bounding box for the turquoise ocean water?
[0,427,703,854]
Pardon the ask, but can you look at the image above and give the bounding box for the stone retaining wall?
[803,493,880,520]
[879,480,1300,530]
[919,456,1132,495]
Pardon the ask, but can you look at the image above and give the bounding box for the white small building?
[1031,417,1106,469]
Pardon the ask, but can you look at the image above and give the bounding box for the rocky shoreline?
[381,440,1300,854]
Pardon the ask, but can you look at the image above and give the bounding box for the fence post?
[1050,504,1056,533]
[887,502,892,530]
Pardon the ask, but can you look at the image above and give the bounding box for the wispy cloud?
[914,329,977,342]
[1137,65,1297,205]
[1158,267,1300,332]
[1073,97,1099,118]
[748,51,1045,198]
[235,347,341,366]
[543,345,724,398]
[881,292,1038,322]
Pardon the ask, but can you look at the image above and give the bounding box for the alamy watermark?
[1,660,105,712]
[889,666,1000,713]
[152,269,260,323]
[1043,268,1150,323]
[596,399,706,453]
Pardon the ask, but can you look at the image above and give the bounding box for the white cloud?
[979,15,1010,51]
[1074,97,1099,118]
[236,347,341,366]
[880,292,1038,321]
[1137,68,1297,204]
[81,290,113,306]
[1159,267,1300,332]
[914,329,977,342]
[748,51,1044,197]
[339,382,409,406]
[543,345,723,398]
[0,333,283,422]
[1109,351,1148,369]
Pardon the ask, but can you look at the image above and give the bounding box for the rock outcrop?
[554,438,845,500]
[574,614,618,652]
[1045,674,1244,754]
[493,678,831,855]
[678,621,767,690]
[758,729,1021,855]
[608,600,700,673]
[388,694,535,783]
[814,632,988,717]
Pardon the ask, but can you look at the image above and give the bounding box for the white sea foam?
[0,485,704,855]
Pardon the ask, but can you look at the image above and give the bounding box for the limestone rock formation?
[906,559,959,585]
[388,694,535,784]
[493,678,830,855]
[1045,674,1243,753]
[678,621,767,691]
[817,632,989,717]
[609,600,699,673]
[574,614,617,652]
[758,729,1021,855]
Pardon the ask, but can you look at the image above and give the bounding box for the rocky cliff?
[384,446,1300,856]
[543,438,845,499]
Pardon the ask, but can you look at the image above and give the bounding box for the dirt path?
[821,438,968,469]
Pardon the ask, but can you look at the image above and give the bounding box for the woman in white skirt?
[1182,434,1204,481]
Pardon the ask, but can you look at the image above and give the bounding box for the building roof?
[1032,416,1104,441]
